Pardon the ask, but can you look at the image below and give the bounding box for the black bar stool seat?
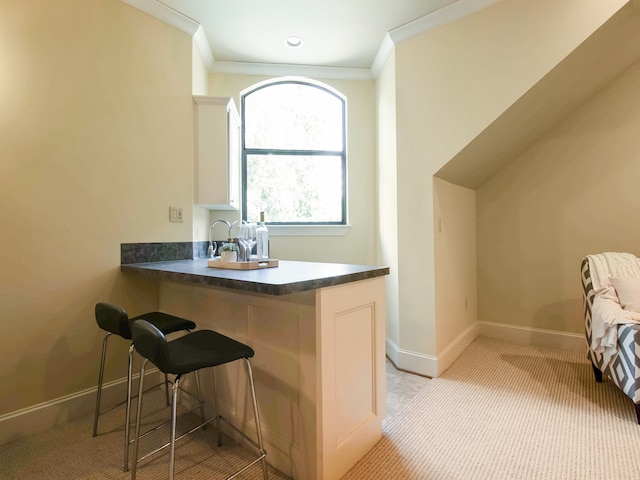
[130,319,268,480]
[92,302,196,472]
[143,329,255,374]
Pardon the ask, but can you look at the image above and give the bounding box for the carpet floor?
[0,387,287,480]
[4,336,640,479]
[342,336,640,480]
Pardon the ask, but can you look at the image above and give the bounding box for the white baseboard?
[386,337,438,377]
[386,322,479,378]
[386,322,585,378]
[479,321,585,352]
[436,323,481,375]
[4,321,585,448]
[0,370,162,447]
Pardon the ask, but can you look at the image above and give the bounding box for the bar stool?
[92,302,196,471]
[130,319,268,480]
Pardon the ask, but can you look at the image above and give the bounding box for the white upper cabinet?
[193,96,240,210]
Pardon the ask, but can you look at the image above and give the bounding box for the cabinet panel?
[158,281,317,479]
[317,277,386,480]
[193,96,240,210]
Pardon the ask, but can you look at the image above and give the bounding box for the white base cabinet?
[158,276,386,480]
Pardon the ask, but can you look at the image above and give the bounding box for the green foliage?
[246,154,342,223]
[219,242,238,252]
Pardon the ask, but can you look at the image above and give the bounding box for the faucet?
[230,219,247,233]
[208,219,232,257]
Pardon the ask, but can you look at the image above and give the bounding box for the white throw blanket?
[588,252,640,368]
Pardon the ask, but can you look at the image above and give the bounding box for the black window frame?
[241,79,347,225]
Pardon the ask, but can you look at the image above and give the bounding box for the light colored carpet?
[0,387,287,480]
[343,336,640,480]
[0,359,425,480]
[5,336,640,479]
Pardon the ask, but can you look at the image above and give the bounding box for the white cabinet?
[158,274,387,480]
[193,96,240,210]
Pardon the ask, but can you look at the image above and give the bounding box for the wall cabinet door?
[193,96,240,210]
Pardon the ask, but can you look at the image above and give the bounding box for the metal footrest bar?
[129,370,206,448]
[217,415,265,454]
[96,379,167,420]
[226,451,267,480]
[136,413,218,464]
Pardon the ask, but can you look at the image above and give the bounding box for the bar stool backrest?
[131,320,171,373]
[95,302,132,339]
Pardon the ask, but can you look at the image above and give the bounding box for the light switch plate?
[169,206,183,223]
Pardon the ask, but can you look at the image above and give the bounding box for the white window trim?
[267,224,351,237]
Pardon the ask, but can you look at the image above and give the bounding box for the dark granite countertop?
[121,258,389,296]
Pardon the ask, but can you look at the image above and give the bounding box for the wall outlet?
[169,206,183,223]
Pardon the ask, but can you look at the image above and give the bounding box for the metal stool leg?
[130,359,148,480]
[211,367,222,447]
[168,375,182,480]
[193,370,207,427]
[165,373,171,406]
[244,358,269,480]
[92,332,112,437]
[123,343,135,471]
[92,334,136,472]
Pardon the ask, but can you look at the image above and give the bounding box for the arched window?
[242,79,346,225]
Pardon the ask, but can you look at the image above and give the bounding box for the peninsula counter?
[122,252,389,480]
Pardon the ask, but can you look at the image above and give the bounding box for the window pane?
[245,83,343,151]
[246,154,343,223]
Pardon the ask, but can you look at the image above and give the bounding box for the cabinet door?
[226,102,240,209]
[193,96,240,210]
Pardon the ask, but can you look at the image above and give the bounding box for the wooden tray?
[207,258,279,270]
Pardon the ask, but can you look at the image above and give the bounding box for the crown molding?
[122,0,199,35]
[389,0,503,44]
[121,0,216,70]
[193,25,215,71]
[211,61,373,80]
[371,0,503,77]
[370,33,396,79]
[123,0,502,81]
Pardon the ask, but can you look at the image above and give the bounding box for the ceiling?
[123,1,640,189]
[125,0,501,78]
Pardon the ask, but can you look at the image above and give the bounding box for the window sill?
[267,225,351,237]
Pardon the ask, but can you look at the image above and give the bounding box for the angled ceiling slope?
[122,0,501,79]
[436,1,640,189]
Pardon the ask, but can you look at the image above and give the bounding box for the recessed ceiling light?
[285,36,303,48]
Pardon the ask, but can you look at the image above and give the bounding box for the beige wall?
[204,73,378,265]
[376,51,400,349]
[389,0,627,374]
[0,0,378,421]
[0,0,194,415]
[2,0,635,427]
[192,40,209,96]
[433,178,477,352]
[191,46,212,240]
[397,0,629,173]
[477,58,640,334]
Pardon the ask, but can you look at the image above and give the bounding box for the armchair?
[582,252,640,423]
